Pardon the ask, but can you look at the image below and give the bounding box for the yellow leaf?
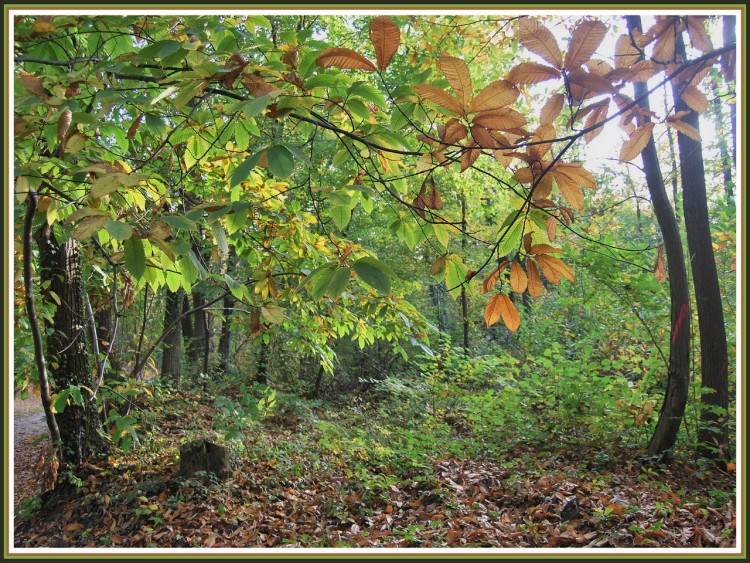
[509,261,528,293]
[440,55,473,108]
[564,20,607,71]
[527,260,545,297]
[413,84,464,115]
[539,93,564,126]
[619,121,655,163]
[369,16,400,71]
[518,17,563,69]
[653,244,668,283]
[680,84,708,114]
[506,62,560,85]
[468,80,519,113]
[316,48,376,71]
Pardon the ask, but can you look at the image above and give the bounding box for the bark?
[218,293,234,374]
[625,16,691,456]
[711,86,734,205]
[161,288,183,386]
[36,222,104,465]
[188,290,208,367]
[672,33,730,460]
[256,337,269,385]
[460,194,470,351]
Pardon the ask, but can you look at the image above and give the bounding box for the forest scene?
[9,8,741,555]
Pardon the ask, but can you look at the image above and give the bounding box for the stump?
[178,439,233,480]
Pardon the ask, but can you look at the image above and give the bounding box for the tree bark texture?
[161,287,183,386]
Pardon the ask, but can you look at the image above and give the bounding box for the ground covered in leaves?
[14,388,736,549]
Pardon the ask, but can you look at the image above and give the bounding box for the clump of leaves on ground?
[14,361,736,549]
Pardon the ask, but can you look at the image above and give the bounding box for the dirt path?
[13,389,48,508]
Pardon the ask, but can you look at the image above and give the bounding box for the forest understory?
[13,385,736,550]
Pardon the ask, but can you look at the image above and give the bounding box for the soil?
[13,388,48,507]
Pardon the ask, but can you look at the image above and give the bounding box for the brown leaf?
[526,260,545,297]
[506,62,560,85]
[440,118,468,144]
[16,72,46,97]
[619,122,655,163]
[485,293,521,332]
[614,33,641,69]
[530,243,563,255]
[567,68,615,97]
[440,55,473,108]
[539,93,565,126]
[653,244,668,283]
[425,182,443,210]
[471,125,503,149]
[551,162,597,210]
[57,108,72,142]
[480,260,509,294]
[666,118,701,142]
[536,254,575,284]
[679,84,708,114]
[414,84,465,115]
[430,253,447,275]
[650,16,679,63]
[523,232,533,254]
[509,261,528,293]
[564,20,607,71]
[242,74,279,97]
[473,108,528,132]
[468,80,519,113]
[460,140,481,172]
[583,101,609,143]
[546,216,557,241]
[369,16,400,70]
[250,309,263,337]
[518,17,563,69]
[316,47,377,71]
[127,114,144,140]
[527,124,556,161]
[686,16,713,52]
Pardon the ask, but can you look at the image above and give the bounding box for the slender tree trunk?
[256,337,269,384]
[218,292,234,374]
[36,222,104,466]
[722,16,737,169]
[662,89,681,222]
[161,288,183,386]
[672,33,730,460]
[460,194,470,351]
[24,189,62,448]
[711,86,734,205]
[626,16,691,455]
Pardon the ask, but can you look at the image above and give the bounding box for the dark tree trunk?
[625,16,692,456]
[722,16,737,170]
[256,337,269,385]
[672,33,730,460]
[188,290,207,366]
[218,293,234,374]
[460,194,470,351]
[711,86,734,205]
[36,223,104,466]
[161,288,183,386]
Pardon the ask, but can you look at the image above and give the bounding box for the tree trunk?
[625,16,692,456]
[711,85,734,205]
[672,33,730,460]
[36,223,104,466]
[188,290,207,366]
[460,194,470,351]
[161,288,183,386]
[218,293,234,374]
[256,336,269,384]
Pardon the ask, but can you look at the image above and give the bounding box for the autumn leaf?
[468,80,519,114]
[530,243,563,255]
[369,16,400,70]
[18,72,46,96]
[441,118,469,144]
[527,124,556,161]
[653,244,668,283]
[440,55,473,108]
[485,293,521,332]
[506,62,560,85]
[614,33,641,69]
[686,16,713,52]
[480,261,509,294]
[425,181,443,210]
[650,16,678,64]
[509,261,528,293]
[316,47,377,71]
[526,260,545,297]
[414,84,465,115]
[666,118,701,142]
[535,254,575,284]
[518,17,563,68]
[546,215,558,242]
[539,93,564,126]
[564,20,607,71]
[619,122,655,163]
[127,114,144,140]
[583,101,609,143]
[679,84,709,114]
[460,140,481,172]
[552,162,597,211]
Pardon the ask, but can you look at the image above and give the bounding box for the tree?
[161,288,183,386]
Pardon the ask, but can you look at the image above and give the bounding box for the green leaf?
[444,255,468,299]
[326,205,352,231]
[123,237,146,280]
[51,389,70,414]
[210,221,230,254]
[261,305,285,325]
[325,266,351,298]
[352,256,393,293]
[279,142,311,167]
[161,214,198,231]
[497,220,524,257]
[225,273,246,300]
[298,263,336,296]
[266,145,295,179]
[231,151,262,187]
[234,121,250,150]
[172,80,206,111]
[105,219,133,241]
[432,222,450,249]
[347,82,387,108]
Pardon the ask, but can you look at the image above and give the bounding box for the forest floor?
[12,386,737,550]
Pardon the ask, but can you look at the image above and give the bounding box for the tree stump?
[178,439,233,479]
